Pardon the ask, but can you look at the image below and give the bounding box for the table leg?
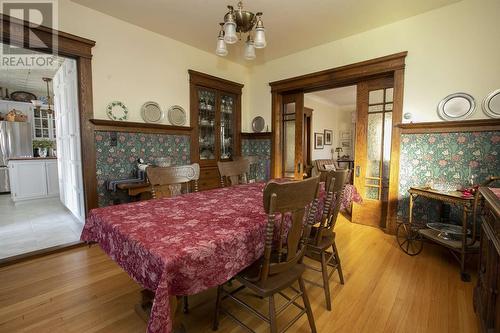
[135,290,186,332]
[460,207,471,282]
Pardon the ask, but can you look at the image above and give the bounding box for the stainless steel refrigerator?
[0,121,33,192]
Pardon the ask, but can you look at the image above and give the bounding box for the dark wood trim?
[269,52,407,93]
[188,69,244,94]
[269,52,407,234]
[241,132,273,140]
[397,119,500,134]
[90,119,192,135]
[1,15,97,213]
[1,14,95,59]
[0,241,86,267]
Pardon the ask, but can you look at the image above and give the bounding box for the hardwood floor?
[0,215,478,333]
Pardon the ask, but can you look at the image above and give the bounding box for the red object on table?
[81,181,361,333]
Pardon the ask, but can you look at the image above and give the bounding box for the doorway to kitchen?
[0,44,84,261]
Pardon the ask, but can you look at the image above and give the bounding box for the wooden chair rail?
[397,119,500,134]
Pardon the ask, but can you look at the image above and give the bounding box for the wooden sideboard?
[474,187,500,333]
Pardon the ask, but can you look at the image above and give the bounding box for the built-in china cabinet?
[189,70,242,190]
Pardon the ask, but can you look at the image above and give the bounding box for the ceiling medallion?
[215,1,266,60]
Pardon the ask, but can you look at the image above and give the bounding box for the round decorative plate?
[167,105,186,126]
[10,91,37,102]
[437,92,476,121]
[482,89,500,119]
[251,116,265,132]
[106,101,128,121]
[141,101,164,123]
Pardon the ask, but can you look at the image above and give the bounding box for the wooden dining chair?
[217,158,250,187]
[146,163,200,198]
[304,169,350,311]
[213,177,320,333]
[146,163,200,314]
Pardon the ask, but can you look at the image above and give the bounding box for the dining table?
[81,181,361,333]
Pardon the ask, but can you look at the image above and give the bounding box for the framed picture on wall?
[341,131,351,139]
[324,129,333,145]
[314,133,324,149]
[341,140,351,148]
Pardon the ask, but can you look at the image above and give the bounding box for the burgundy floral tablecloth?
[81,181,361,333]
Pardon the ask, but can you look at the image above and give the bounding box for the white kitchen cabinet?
[8,159,59,202]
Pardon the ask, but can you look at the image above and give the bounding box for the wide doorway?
[0,44,85,260]
[271,53,406,231]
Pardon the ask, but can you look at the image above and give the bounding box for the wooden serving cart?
[396,186,480,282]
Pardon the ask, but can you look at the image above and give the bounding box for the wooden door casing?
[281,93,304,179]
[352,76,394,227]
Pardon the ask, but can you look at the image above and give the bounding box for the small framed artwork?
[341,140,351,148]
[341,131,351,139]
[324,129,333,145]
[314,133,324,149]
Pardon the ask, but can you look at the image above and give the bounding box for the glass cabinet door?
[220,94,234,160]
[198,88,216,160]
[34,108,53,139]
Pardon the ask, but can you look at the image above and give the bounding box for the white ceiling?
[71,0,460,65]
[306,85,357,109]
[0,44,65,98]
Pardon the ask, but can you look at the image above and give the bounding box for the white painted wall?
[57,0,250,125]
[304,96,337,160]
[305,96,355,161]
[245,0,500,131]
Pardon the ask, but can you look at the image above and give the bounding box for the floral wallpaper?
[95,131,190,207]
[242,138,271,181]
[397,131,500,223]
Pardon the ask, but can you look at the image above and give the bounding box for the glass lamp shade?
[215,37,228,56]
[254,28,266,48]
[244,40,256,60]
[223,22,238,44]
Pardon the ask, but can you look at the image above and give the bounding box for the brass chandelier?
[215,1,267,60]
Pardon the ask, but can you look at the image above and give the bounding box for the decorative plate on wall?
[251,116,265,132]
[10,91,37,103]
[437,92,476,121]
[167,105,186,126]
[482,89,500,119]
[141,101,164,123]
[106,101,128,121]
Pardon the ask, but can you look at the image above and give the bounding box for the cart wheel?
[396,223,423,256]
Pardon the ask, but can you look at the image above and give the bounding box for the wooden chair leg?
[332,241,345,284]
[269,295,278,333]
[212,285,223,331]
[299,277,317,333]
[320,251,332,311]
[183,296,189,314]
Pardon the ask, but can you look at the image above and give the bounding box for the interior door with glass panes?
[352,76,394,227]
[197,87,217,162]
[219,93,235,160]
[281,93,304,179]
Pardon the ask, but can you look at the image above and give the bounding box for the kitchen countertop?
[8,157,57,161]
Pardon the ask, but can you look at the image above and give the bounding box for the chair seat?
[307,227,336,251]
[236,260,306,298]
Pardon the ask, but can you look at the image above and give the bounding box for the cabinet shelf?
[189,70,242,191]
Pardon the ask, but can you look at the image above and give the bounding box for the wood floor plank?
[0,216,478,333]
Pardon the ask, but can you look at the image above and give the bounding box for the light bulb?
[224,21,237,44]
[254,27,266,48]
[216,37,228,56]
[244,38,256,60]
